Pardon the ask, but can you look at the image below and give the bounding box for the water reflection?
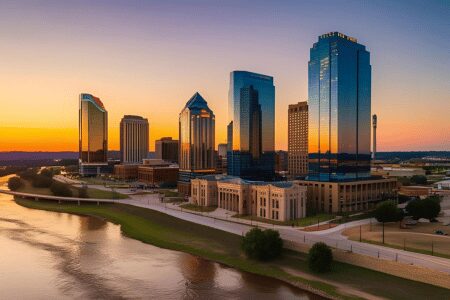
[0,179,320,299]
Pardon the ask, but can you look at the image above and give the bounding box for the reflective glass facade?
[79,93,108,163]
[227,71,275,180]
[308,32,371,182]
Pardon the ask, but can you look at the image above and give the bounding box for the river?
[0,178,321,299]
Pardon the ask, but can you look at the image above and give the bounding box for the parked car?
[434,230,448,235]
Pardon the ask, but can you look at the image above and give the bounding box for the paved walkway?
[121,194,450,275]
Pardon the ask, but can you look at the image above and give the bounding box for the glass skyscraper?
[227,71,275,180]
[308,32,371,182]
[79,93,108,176]
[178,92,216,195]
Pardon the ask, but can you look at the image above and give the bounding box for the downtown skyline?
[0,0,449,152]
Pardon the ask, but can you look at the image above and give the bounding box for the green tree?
[241,228,283,261]
[308,242,333,273]
[78,185,89,198]
[373,200,403,243]
[406,196,441,221]
[32,175,53,188]
[410,175,427,185]
[50,181,73,197]
[7,176,23,191]
[40,168,54,178]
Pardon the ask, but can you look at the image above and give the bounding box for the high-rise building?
[297,33,397,214]
[288,101,308,178]
[79,93,108,176]
[120,115,149,164]
[227,71,275,180]
[308,32,371,182]
[155,137,179,163]
[178,92,216,195]
[372,114,377,160]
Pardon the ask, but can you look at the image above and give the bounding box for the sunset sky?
[0,0,449,152]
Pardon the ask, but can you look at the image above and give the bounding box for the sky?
[0,0,449,152]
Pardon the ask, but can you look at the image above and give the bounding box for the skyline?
[1,0,449,152]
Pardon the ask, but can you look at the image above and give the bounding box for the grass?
[232,213,335,227]
[180,203,217,212]
[15,199,450,300]
[343,223,450,258]
[331,212,373,224]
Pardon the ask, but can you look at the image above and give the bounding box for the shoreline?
[14,198,450,300]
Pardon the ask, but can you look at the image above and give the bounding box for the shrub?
[78,185,89,198]
[308,242,333,273]
[50,181,73,197]
[241,228,283,261]
[40,168,54,178]
[32,175,53,188]
[7,176,23,191]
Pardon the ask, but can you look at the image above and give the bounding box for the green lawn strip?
[232,213,335,227]
[356,239,450,260]
[159,190,183,197]
[15,199,450,299]
[179,203,217,212]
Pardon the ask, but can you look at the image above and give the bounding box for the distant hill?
[0,151,156,163]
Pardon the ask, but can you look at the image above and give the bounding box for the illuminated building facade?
[227,71,275,180]
[308,32,371,182]
[120,115,149,164]
[79,93,108,176]
[178,92,216,195]
[288,101,308,178]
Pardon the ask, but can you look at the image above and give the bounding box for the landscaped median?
[14,199,450,300]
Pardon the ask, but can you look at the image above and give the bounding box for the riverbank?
[15,199,450,300]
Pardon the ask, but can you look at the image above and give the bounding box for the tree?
[50,181,73,197]
[410,175,427,185]
[18,168,38,180]
[308,242,333,273]
[241,228,283,261]
[78,185,89,198]
[32,175,53,188]
[40,168,54,178]
[405,199,422,220]
[7,176,23,191]
[373,200,403,244]
[406,196,441,221]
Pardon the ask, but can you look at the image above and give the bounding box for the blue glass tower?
[308,32,371,182]
[227,71,275,180]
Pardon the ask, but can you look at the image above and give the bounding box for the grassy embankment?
[17,178,128,200]
[179,203,217,212]
[15,199,450,300]
[233,213,335,227]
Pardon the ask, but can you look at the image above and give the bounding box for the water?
[0,178,320,299]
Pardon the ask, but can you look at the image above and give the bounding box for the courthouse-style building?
[190,175,306,222]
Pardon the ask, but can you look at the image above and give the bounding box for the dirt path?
[282,266,386,300]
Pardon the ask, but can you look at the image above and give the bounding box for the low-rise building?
[138,159,179,187]
[399,185,432,198]
[113,164,139,180]
[190,175,306,222]
[295,178,398,214]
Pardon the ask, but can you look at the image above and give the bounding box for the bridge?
[0,189,122,205]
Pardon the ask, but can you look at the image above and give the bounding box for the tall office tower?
[120,115,149,164]
[288,101,308,178]
[308,32,371,181]
[155,137,179,163]
[372,114,377,160]
[227,71,275,180]
[79,93,108,176]
[178,92,216,195]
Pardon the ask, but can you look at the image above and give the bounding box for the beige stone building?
[295,178,397,214]
[288,102,308,178]
[190,176,307,222]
